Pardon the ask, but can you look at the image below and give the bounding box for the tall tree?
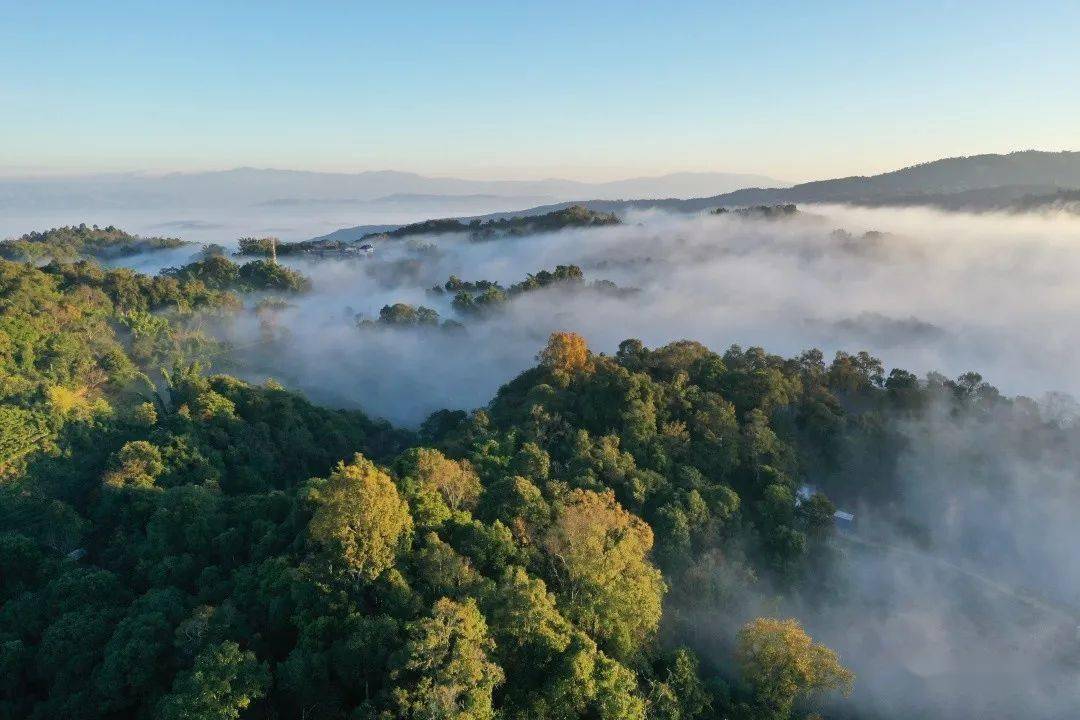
[736,617,853,719]
[393,598,504,720]
[538,332,591,374]
[307,454,414,581]
[543,489,665,660]
[157,641,269,720]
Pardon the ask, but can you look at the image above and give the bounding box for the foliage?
[363,204,619,242]
[234,237,278,257]
[397,447,482,513]
[378,303,440,326]
[429,265,636,318]
[543,488,665,659]
[306,454,414,581]
[538,331,591,374]
[9,243,1064,719]
[736,617,853,718]
[157,641,269,720]
[0,224,187,262]
[163,256,310,293]
[392,598,504,720]
[44,259,240,313]
[712,204,799,219]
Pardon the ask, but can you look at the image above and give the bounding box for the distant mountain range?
[312,151,1080,242]
[507,150,1080,214]
[0,168,785,211]
[7,151,1078,245]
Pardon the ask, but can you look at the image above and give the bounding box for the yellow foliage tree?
[412,447,483,512]
[307,453,413,581]
[543,488,665,659]
[48,384,108,419]
[736,617,854,719]
[538,331,591,374]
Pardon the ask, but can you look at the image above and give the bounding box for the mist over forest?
[4,176,1080,720]
[8,0,1080,713]
[211,204,1080,426]
[0,167,785,247]
[149,205,1080,717]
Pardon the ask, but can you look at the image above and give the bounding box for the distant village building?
[833,509,856,532]
[796,484,816,506]
[797,483,856,531]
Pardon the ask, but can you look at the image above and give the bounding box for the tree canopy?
[4,239,1067,719]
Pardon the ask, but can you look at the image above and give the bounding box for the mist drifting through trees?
[3,201,1080,719]
[214,205,1080,425]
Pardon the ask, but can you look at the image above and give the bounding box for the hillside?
[308,206,618,246]
[0,224,189,263]
[314,151,1080,241]
[5,249,1068,719]
[6,202,1080,719]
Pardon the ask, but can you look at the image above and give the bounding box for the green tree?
[157,641,269,720]
[103,440,165,490]
[736,617,853,719]
[378,303,440,326]
[648,647,711,720]
[393,597,505,720]
[307,454,414,581]
[543,489,665,660]
[398,448,482,513]
[488,566,572,668]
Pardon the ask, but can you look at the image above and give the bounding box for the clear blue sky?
[1,1,1078,181]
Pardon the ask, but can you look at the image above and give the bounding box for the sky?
[1,0,1078,182]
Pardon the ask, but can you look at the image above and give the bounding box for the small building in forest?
[798,483,856,532]
[833,509,856,532]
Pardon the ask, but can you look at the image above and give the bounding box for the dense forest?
[229,206,620,261]
[426,264,637,318]
[3,230,1074,720]
[352,264,637,329]
[710,205,799,220]
[6,0,1080,710]
[363,205,620,242]
[0,224,188,262]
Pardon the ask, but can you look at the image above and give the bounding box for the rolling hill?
[313,151,1080,242]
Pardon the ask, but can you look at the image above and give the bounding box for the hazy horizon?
[0,165,789,185]
[0,148,1071,187]
[4,3,1079,181]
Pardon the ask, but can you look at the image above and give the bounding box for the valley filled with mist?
[217,203,1080,426]
[4,154,1080,720]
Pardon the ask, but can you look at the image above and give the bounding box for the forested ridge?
[364,264,636,329]
[363,205,620,242]
[1,246,1073,720]
[0,224,188,263]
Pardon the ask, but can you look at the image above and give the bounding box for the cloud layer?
[210,205,1080,427]
[118,202,1080,717]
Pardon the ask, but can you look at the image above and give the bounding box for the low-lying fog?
[0,194,551,246]
[182,204,1080,427]
[193,202,1080,718]
[83,202,1080,717]
[2,207,353,246]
